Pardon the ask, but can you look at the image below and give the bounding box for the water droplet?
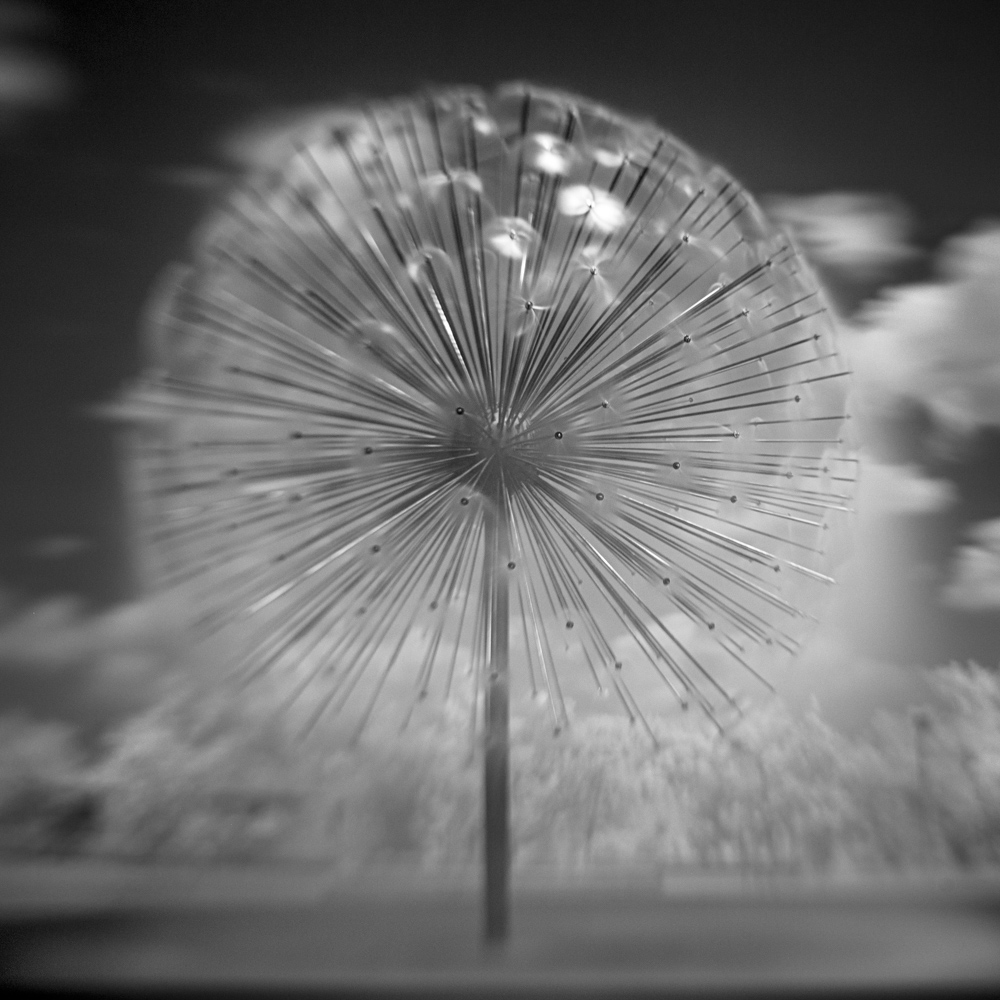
[553,725,562,737]
[682,335,691,344]
[557,185,625,232]
[290,432,303,439]
[566,621,574,629]
[483,217,538,260]
[730,496,738,503]
[593,148,625,168]
[794,395,801,402]
[708,622,716,630]
[601,400,608,408]
[525,133,574,175]
[460,497,469,506]
[430,601,438,610]
[456,407,464,415]
[596,492,604,501]
[364,446,373,455]
[662,577,670,585]
[614,661,623,671]
[554,431,563,440]
[371,545,380,553]
[350,318,409,362]
[507,561,516,570]
[672,462,681,470]
[421,169,483,198]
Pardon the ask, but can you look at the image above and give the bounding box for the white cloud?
[219,104,364,172]
[855,459,956,517]
[606,614,756,718]
[0,591,182,672]
[764,191,919,277]
[777,627,933,733]
[843,221,1000,436]
[942,518,1000,610]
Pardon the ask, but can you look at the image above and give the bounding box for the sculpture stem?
[483,496,510,944]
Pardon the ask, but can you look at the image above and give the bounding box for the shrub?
[2,662,999,876]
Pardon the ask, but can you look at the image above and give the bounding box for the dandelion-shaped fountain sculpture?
[123,84,855,942]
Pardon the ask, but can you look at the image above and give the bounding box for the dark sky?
[1,0,999,641]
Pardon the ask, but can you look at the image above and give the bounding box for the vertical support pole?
[483,497,510,945]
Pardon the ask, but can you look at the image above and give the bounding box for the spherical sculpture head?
[127,83,854,737]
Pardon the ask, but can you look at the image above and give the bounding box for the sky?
[2,0,1000,731]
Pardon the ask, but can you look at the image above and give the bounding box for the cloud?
[0,44,65,105]
[219,104,364,172]
[0,589,194,734]
[764,191,920,278]
[941,518,1000,611]
[777,627,933,734]
[0,590,182,672]
[840,220,1000,437]
[772,451,960,730]
[24,536,92,560]
[0,1,71,131]
[606,615,753,719]
[854,459,956,517]
[83,395,175,427]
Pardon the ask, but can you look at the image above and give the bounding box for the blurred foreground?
[4,865,1000,995]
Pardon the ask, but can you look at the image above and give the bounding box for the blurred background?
[1,0,1000,881]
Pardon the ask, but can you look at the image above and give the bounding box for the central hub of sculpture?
[446,408,543,501]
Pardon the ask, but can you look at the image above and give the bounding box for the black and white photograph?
[2,2,1000,996]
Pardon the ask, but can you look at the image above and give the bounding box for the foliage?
[0,716,100,855]
[1,664,1000,876]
